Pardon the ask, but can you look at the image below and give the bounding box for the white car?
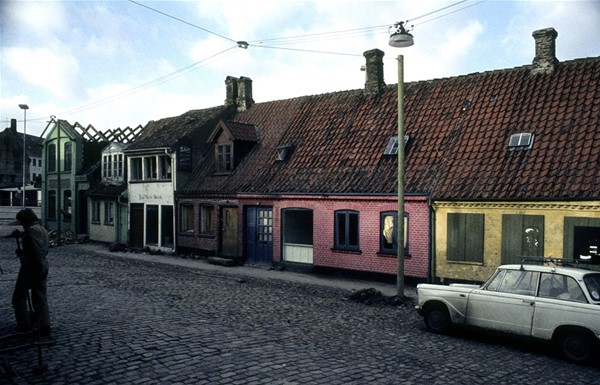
[416,259,600,363]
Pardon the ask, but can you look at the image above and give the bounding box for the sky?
[1,0,599,137]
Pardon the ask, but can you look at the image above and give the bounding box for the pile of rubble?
[346,287,413,307]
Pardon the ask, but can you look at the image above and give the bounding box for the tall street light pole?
[388,22,413,297]
[19,104,29,209]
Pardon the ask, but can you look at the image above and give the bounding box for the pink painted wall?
[178,194,430,279]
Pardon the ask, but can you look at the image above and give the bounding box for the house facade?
[176,27,598,283]
[0,118,43,207]
[87,143,129,245]
[176,67,431,281]
[40,118,137,239]
[124,103,236,251]
[41,119,104,235]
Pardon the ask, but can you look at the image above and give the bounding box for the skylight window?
[508,133,534,150]
[384,135,409,155]
[276,145,293,161]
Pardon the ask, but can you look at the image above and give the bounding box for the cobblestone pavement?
[1,224,599,384]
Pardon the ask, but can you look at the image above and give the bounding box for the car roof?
[499,264,600,280]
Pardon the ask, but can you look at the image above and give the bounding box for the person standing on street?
[12,208,51,337]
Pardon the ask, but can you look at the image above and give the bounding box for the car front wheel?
[557,331,596,364]
[424,303,451,334]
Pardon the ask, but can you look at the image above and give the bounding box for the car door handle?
[522,299,535,305]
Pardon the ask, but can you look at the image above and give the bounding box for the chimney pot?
[532,27,558,74]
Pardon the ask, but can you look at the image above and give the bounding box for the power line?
[127,0,237,44]
[29,46,240,122]
[44,0,484,123]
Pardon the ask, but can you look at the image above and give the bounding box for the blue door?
[245,206,273,264]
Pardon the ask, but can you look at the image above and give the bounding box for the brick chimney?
[10,118,17,133]
[236,76,254,111]
[363,49,386,93]
[225,76,238,107]
[531,27,558,74]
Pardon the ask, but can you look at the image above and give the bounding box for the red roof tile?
[181,57,600,200]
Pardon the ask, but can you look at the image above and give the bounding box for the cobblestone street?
[1,224,599,384]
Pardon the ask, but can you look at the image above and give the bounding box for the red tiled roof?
[181,57,600,200]
[127,106,234,151]
[208,120,258,143]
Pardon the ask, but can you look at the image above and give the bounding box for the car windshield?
[584,273,600,302]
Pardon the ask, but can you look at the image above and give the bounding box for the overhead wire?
[31,46,240,121]
[49,0,484,122]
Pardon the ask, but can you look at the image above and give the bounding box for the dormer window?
[384,135,409,155]
[217,144,232,172]
[509,133,534,150]
[208,120,257,174]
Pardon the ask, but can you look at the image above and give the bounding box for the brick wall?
[274,194,429,279]
[177,194,430,279]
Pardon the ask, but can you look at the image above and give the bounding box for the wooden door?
[220,207,238,257]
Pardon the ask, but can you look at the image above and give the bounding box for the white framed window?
[145,156,157,179]
[509,133,534,150]
[159,155,172,180]
[131,158,142,181]
[384,135,410,155]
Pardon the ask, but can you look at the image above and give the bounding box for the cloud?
[4,47,80,100]
[502,0,600,62]
[3,1,68,40]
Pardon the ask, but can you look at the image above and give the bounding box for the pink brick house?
[176,58,431,281]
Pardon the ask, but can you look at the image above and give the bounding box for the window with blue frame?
[334,210,359,251]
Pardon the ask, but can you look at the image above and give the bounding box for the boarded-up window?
[502,214,544,264]
[447,213,484,263]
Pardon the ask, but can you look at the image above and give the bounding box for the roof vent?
[508,133,534,150]
[276,145,293,161]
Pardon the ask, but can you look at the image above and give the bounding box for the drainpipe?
[162,148,175,251]
[428,198,435,283]
[56,122,61,246]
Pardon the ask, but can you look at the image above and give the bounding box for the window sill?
[377,252,411,259]
[331,248,362,255]
[447,260,484,266]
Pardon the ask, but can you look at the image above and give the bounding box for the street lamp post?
[388,22,413,297]
[19,104,29,209]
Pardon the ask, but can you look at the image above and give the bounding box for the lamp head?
[389,22,414,48]
[19,104,29,110]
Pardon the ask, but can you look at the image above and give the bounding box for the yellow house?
[433,201,600,282]
[400,27,599,282]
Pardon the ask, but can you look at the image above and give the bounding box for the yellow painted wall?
[433,201,600,283]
